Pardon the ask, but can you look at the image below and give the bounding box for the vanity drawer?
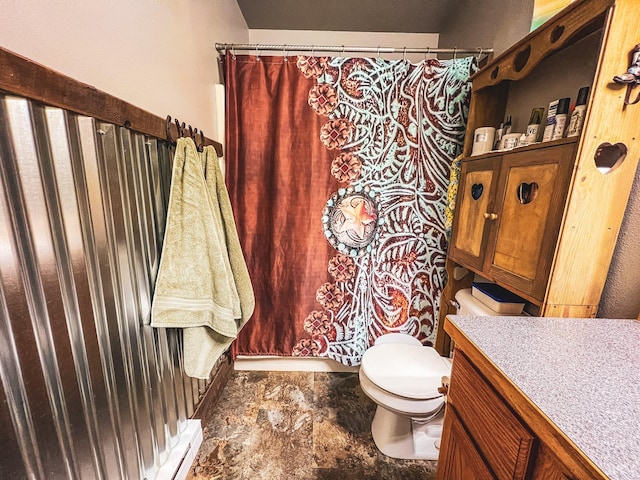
[448,351,535,480]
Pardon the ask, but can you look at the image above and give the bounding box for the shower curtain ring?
[255,45,260,61]
[403,47,407,61]
[453,46,458,60]
[377,46,381,58]
[311,45,315,57]
[425,46,430,61]
[341,45,345,56]
[283,44,288,62]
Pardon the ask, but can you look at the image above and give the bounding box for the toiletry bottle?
[523,107,545,145]
[503,116,512,135]
[542,99,559,142]
[551,97,570,141]
[567,86,590,137]
[494,122,504,150]
[519,133,527,146]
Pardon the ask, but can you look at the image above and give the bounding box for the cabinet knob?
[483,212,499,220]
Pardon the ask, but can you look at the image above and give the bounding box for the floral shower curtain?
[226,53,476,365]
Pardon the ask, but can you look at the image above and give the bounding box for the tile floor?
[187,370,437,480]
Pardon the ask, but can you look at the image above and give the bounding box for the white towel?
[151,137,254,378]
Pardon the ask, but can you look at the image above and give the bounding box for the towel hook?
[193,128,204,152]
[174,118,181,138]
[199,129,206,152]
[165,115,174,143]
[175,118,186,138]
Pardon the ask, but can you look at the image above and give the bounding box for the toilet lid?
[361,344,451,399]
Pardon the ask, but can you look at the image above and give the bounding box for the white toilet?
[358,288,508,460]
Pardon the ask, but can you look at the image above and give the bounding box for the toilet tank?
[454,288,508,316]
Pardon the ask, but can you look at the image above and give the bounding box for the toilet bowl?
[358,335,451,460]
[359,289,509,460]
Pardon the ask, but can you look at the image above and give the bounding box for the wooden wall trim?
[0,46,223,157]
[191,351,234,424]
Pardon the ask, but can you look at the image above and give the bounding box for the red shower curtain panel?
[226,54,476,364]
[226,54,337,358]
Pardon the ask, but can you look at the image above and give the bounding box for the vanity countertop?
[446,315,640,480]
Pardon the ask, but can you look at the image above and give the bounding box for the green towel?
[151,137,254,378]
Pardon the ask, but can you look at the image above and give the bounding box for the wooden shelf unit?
[436,0,640,355]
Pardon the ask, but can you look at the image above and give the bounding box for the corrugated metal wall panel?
[0,94,207,479]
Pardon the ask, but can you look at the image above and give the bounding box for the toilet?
[358,288,509,460]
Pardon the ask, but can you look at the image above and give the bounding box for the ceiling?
[235,0,537,56]
[236,0,459,33]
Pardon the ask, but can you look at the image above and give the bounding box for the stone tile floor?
[187,370,437,480]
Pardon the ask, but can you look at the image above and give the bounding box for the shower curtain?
[226,53,476,365]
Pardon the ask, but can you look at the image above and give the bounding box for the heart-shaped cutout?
[471,183,483,200]
[594,142,627,173]
[517,182,538,204]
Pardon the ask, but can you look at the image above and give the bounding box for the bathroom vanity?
[437,314,640,480]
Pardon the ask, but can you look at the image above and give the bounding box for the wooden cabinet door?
[485,143,576,301]
[437,406,496,480]
[531,444,576,480]
[448,351,535,480]
[448,156,501,272]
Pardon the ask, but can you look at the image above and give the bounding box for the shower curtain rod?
[215,43,493,57]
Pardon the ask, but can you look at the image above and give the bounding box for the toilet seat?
[361,344,451,399]
[359,368,445,417]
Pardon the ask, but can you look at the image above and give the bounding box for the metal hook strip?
[165,114,210,151]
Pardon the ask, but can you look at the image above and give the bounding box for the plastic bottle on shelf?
[551,97,571,141]
[523,107,545,145]
[494,121,505,149]
[567,86,590,137]
[503,115,512,135]
[542,100,559,142]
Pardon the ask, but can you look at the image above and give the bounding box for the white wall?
[248,30,438,63]
[0,0,249,140]
[438,0,535,56]
[599,170,640,319]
